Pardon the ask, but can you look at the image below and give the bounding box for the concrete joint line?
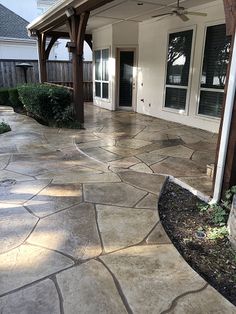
[160,283,208,314]
[50,276,65,314]
[94,204,105,254]
[96,258,133,314]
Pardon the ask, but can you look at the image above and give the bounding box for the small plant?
[0,88,9,105]
[211,204,228,225]
[0,121,11,134]
[207,226,228,240]
[197,185,236,226]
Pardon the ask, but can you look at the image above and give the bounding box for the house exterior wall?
[0,38,38,60]
[92,0,225,132]
[0,38,57,60]
[137,0,224,132]
[92,25,113,110]
[92,21,139,111]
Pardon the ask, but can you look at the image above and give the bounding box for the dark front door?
[119,51,134,107]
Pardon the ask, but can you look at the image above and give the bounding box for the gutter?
[211,31,236,204]
[27,0,78,31]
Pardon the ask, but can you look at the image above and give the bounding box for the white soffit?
[87,0,220,31]
[28,0,221,34]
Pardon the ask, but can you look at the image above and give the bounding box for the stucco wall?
[92,22,139,111]
[137,0,224,132]
[92,0,225,132]
[92,25,113,110]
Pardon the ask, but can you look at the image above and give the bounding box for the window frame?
[94,47,110,101]
[162,26,196,116]
[196,20,227,120]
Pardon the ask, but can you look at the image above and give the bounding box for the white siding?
[0,40,38,59]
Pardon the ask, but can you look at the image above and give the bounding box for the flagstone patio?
[0,104,235,313]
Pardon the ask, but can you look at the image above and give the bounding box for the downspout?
[211,31,236,204]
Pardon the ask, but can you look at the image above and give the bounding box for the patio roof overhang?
[28,0,218,37]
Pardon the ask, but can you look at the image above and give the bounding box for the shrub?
[8,88,24,112]
[17,84,72,125]
[0,121,11,134]
[0,88,9,105]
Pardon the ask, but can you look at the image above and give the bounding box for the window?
[94,49,109,99]
[164,29,193,111]
[198,24,231,117]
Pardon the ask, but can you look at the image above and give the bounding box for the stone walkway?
[0,104,235,313]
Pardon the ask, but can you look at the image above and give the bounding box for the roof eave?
[27,0,88,33]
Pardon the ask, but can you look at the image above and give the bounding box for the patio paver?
[0,105,235,313]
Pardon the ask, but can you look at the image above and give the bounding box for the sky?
[0,0,38,22]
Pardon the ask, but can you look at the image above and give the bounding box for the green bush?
[0,121,11,134]
[17,84,72,125]
[8,88,24,111]
[0,88,9,105]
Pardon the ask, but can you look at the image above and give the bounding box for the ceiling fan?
[152,0,207,22]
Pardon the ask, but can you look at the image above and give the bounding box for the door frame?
[116,47,137,111]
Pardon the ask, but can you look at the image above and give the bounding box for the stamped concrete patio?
[0,104,235,313]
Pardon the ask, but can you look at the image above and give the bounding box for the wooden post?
[37,33,47,83]
[214,0,236,195]
[66,11,90,124]
[37,33,59,83]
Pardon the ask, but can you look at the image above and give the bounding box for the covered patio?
[27,0,236,199]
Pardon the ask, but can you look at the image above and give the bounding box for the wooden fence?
[0,59,93,101]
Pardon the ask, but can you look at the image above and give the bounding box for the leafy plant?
[0,121,11,134]
[207,226,228,240]
[17,84,73,126]
[8,88,24,112]
[212,204,228,225]
[0,88,9,105]
[197,185,236,225]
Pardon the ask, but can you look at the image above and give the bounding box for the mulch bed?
[158,181,236,306]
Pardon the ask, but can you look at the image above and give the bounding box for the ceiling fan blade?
[185,11,207,17]
[176,12,189,22]
[152,12,172,18]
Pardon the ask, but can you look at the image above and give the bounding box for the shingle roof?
[0,4,29,39]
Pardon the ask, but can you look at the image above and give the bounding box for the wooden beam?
[214,0,236,195]
[45,36,59,59]
[223,0,236,35]
[46,31,70,39]
[75,0,114,14]
[37,33,47,83]
[66,12,90,124]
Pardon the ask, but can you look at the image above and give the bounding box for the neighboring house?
[0,4,38,59]
[0,3,57,60]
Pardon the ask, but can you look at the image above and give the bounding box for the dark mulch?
[158,181,236,306]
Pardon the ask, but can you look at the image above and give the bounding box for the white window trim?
[196,20,226,120]
[162,25,196,116]
[94,47,110,101]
